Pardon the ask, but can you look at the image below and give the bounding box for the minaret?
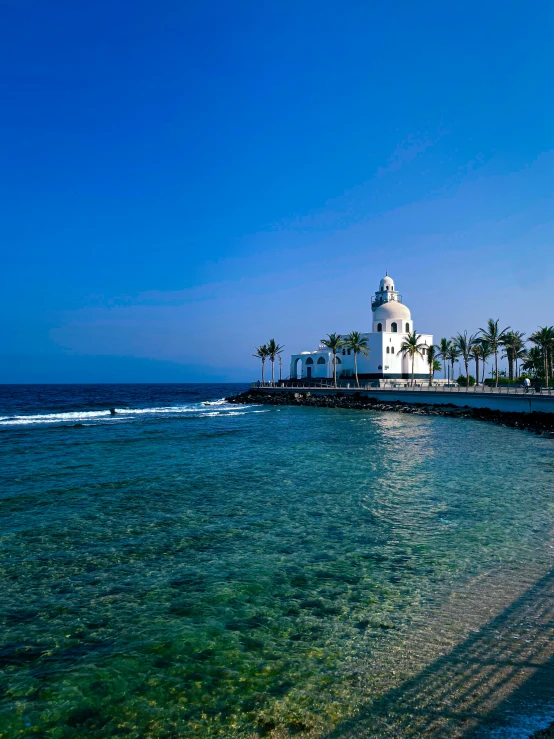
[372,273,401,309]
[371,273,410,333]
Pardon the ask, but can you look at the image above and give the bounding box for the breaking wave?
[0,399,255,427]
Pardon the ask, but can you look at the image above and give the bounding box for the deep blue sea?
[1,384,554,738]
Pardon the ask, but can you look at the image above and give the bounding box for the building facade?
[289,273,433,382]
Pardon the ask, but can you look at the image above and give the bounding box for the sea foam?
[0,400,254,427]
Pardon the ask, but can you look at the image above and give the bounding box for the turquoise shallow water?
[1,384,554,738]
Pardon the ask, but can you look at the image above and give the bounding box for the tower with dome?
[289,272,433,383]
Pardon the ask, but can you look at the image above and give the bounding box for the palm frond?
[320,333,344,352]
[344,331,370,358]
[252,344,269,360]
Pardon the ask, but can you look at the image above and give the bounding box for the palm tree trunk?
[354,352,359,388]
[271,359,275,386]
[495,350,499,387]
[411,355,415,387]
[508,352,514,381]
[333,353,337,388]
[465,360,469,390]
[545,349,549,388]
[475,357,480,386]
[261,361,265,384]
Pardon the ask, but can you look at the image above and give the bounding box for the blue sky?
[1,0,552,382]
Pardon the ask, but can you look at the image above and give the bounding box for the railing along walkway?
[251,382,554,396]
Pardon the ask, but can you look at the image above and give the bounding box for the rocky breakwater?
[227,390,554,437]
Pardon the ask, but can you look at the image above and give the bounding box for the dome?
[379,274,395,291]
[373,300,411,321]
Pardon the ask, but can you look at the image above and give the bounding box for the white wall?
[290,332,433,378]
[373,318,413,333]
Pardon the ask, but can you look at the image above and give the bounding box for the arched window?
[421,348,426,356]
[386,286,389,290]
[391,322,398,332]
[405,322,410,332]
[342,349,346,355]
[336,356,342,364]
[386,346,390,354]
[305,357,313,365]
[391,347,394,354]
[347,349,351,355]
[377,323,383,332]
[317,356,326,364]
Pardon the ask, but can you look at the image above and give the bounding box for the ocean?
[1,383,554,738]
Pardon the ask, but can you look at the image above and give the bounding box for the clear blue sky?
[1,0,552,382]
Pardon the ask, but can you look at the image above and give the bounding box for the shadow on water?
[322,567,554,738]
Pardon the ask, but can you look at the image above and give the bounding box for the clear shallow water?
[1,384,554,738]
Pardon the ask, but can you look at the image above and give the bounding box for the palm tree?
[470,342,483,386]
[453,332,478,391]
[522,347,543,379]
[529,326,554,388]
[252,344,269,384]
[321,333,344,388]
[480,340,492,384]
[500,330,526,381]
[514,344,527,380]
[266,339,284,386]
[437,338,451,381]
[397,331,427,387]
[478,319,510,387]
[447,344,461,382]
[344,331,370,388]
[426,344,439,386]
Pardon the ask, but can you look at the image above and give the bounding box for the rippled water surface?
[1,384,553,738]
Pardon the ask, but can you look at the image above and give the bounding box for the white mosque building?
[289,273,433,383]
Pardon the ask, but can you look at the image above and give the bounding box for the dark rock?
[226,390,554,436]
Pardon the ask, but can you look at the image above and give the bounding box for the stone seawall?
[227,390,554,437]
